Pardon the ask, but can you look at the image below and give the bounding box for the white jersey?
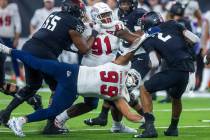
[81,22,121,67]
[30,7,60,31]
[77,62,131,102]
[0,3,21,38]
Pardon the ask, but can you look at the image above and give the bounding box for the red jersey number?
[100,71,119,97]
[0,16,11,27]
[92,36,112,56]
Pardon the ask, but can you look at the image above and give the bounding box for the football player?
[64,1,140,133]
[0,40,43,113]
[0,0,24,86]
[159,1,196,103]
[133,11,199,138]
[0,30,146,137]
[0,0,98,134]
[84,0,150,131]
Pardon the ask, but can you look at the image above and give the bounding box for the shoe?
[7,117,25,137]
[84,117,107,126]
[164,127,178,136]
[110,122,137,133]
[54,115,67,129]
[27,94,43,111]
[42,120,69,135]
[0,110,11,126]
[139,123,146,129]
[134,122,158,138]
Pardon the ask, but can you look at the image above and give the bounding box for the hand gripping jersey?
[0,3,21,38]
[77,62,131,102]
[81,22,122,67]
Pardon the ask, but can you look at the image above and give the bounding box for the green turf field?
[0,91,210,140]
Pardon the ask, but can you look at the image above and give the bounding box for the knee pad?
[84,97,99,109]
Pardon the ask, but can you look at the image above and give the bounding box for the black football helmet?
[61,0,85,18]
[169,2,185,17]
[118,0,138,17]
[140,11,164,32]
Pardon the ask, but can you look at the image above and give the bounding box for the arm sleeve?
[66,16,85,34]
[13,4,21,33]
[142,38,155,53]
[176,22,186,32]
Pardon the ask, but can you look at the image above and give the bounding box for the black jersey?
[177,18,192,31]
[32,11,85,56]
[142,20,195,72]
[119,8,146,47]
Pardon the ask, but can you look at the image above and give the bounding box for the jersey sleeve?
[176,21,187,32]
[65,16,85,34]
[142,38,155,53]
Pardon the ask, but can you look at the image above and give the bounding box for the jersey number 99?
[42,15,61,31]
[100,71,119,97]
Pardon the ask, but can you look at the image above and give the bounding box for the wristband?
[91,29,99,38]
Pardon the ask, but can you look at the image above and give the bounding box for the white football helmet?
[125,69,141,93]
[91,2,114,28]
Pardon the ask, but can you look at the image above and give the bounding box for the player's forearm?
[113,52,134,65]
[116,28,140,44]
[14,32,20,40]
[195,10,202,27]
[86,35,96,52]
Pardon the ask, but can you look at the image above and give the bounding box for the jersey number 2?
[100,71,119,97]
[92,36,112,55]
[158,33,172,42]
[42,15,61,31]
